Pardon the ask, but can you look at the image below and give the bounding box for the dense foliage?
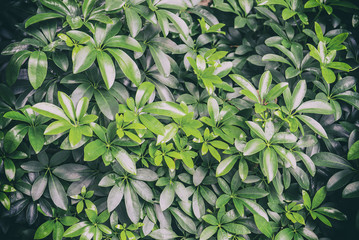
[1,0,359,239]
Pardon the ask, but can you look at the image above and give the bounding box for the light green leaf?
[73,46,96,74]
[107,48,141,86]
[112,147,137,175]
[28,51,48,89]
[97,51,115,89]
[25,13,64,28]
[143,101,186,118]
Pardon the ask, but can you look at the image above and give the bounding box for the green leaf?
[131,179,153,202]
[31,174,48,201]
[243,138,266,156]
[33,103,69,122]
[312,187,326,209]
[53,221,64,240]
[265,82,288,102]
[230,74,260,103]
[60,216,79,226]
[4,158,16,181]
[298,228,318,240]
[69,127,82,146]
[271,132,297,144]
[105,0,125,11]
[125,7,142,37]
[44,121,72,135]
[348,140,359,160]
[108,183,124,212]
[143,101,186,118]
[342,181,359,198]
[112,147,137,175]
[156,0,187,10]
[296,152,316,177]
[202,214,218,225]
[28,126,44,154]
[105,35,142,52]
[63,222,90,237]
[34,220,54,239]
[315,207,347,220]
[169,207,197,234]
[192,190,205,219]
[222,223,250,235]
[0,193,10,210]
[82,0,96,18]
[200,226,218,240]
[296,100,333,114]
[49,175,68,210]
[303,190,311,209]
[296,115,328,139]
[312,152,354,170]
[6,50,31,86]
[139,114,165,136]
[149,229,179,240]
[275,228,294,240]
[272,145,296,168]
[332,76,356,95]
[208,97,220,122]
[149,45,171,77]
[216,155,239,177]
[73,46,96,74]
[282,8,296,20]
[84,140,107,161]
[53,51,69,71]
[28,51,48,89]
[237,187,269,199]
[58,91,76,121]
[327,170,355,191]
[94,89,118,120]
[25,13,64,28]
[40,0,70,15]
[239,0,254,15]
[327,62,352,71]
[107,48,141,86]
[321,66,336,83]
[262,147,278,183]
[254,214,272,238]
[135,82,155,108]
[258,71,272,102]
[97,51,115,89]
[291,80,306,110]
[246,121,266,140]
[159,10,189,38]
[239,198,268,221]
[4,124,28,153]
[262,54,292,66]
[124,184,141,223]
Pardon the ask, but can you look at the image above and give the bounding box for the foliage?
[1,0,359,239]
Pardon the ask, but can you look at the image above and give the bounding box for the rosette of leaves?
[20,150,91,210]
[98,162,158,223]
[63,206,112,240]
[307,22,352,83]
[200,206,251,240]
[32,91,98,148]
[4,106,48,154]
[1,0,359,239]
[212,0,256,30]
[84,122,138,174]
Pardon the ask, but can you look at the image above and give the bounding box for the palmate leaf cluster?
[0,0,359,239]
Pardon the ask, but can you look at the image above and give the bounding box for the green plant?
[1,0,359,239]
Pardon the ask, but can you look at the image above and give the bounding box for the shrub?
[1,0,359,239]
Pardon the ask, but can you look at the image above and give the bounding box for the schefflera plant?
[32,91,97,147]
